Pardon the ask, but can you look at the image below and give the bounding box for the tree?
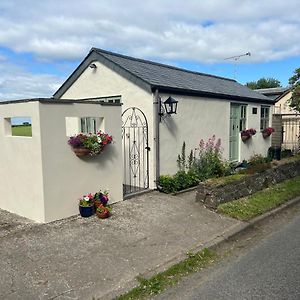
[288,68,300,112]
[245,77,282,90]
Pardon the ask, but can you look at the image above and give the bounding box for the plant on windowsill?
[262,127,274,138]
[241,128,256,142]
[68,131,113,157]
[79,193,95,217]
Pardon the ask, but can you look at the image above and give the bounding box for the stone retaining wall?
[196,159,300,209]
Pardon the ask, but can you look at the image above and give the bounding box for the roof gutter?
[151,86,276,105]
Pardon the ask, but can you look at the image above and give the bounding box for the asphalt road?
[154,209,300,300]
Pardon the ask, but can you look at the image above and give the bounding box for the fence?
[272,114,300,153]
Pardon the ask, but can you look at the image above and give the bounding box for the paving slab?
[0,190,242,300]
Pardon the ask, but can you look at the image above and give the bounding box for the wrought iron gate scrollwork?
[122,107,149,196]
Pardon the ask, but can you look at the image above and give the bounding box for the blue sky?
[0,0,300,100]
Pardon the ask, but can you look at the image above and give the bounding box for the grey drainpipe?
[153,89,160,187]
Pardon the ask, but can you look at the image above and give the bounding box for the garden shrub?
[159,136,230,193]
[158,170,199,193]
[193,136,229,180]
[158,175,177,194]
[244,154,272,174]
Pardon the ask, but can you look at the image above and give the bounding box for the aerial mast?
[224,52,251,79]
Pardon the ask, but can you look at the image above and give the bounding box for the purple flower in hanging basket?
[68,134,87,148]
[241,128,257,137]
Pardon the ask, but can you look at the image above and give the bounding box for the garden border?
[196,158,300,209]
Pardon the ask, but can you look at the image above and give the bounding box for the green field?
[12,125,32,137]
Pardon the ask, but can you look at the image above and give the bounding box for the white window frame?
[81,117,97,134]
[260,106,270,130]
[239,105,247,131]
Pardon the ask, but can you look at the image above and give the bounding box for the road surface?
[154,206,300,300]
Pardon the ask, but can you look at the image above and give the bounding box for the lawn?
[218,176,300,221]
[11,125,32,137]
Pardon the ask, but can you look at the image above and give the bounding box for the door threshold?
[124,189,152,200]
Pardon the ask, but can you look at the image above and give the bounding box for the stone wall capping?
[196,158,300,209]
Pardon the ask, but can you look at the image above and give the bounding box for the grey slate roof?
[54,47,273,104]
[254,87,291,101]
[92,48,272,103]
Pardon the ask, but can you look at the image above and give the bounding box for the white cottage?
[54,48,275,196]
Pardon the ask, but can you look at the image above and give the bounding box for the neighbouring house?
[256,87,300,151]
[255,87,295,114]
[53,48,275,196]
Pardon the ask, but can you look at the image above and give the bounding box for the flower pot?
[96,209,110,219]
[72,147,91,157]
[94,199,102,210]
[262,132,271,138]
[241,135,250,142]
[79,205,94,217]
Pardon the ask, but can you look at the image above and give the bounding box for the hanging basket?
[72,147,91,157]
[262,132,271,139]
[241,135,250,142]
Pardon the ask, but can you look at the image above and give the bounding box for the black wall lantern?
[164,96,178,115]
[158,96,178,122]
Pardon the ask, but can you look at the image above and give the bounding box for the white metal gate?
[122,107,149,196]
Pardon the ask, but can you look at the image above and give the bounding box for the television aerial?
[224,52,251,79]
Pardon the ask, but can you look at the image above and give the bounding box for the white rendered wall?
[0,101,123,223]
[159,95,272,175]
[59,61,156,188]
[159,95,230,175]
[39,102,123,222]
[239,103,272,161]
[0,102,45,222]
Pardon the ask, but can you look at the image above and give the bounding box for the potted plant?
[262,127,274,138]
[79,193,95,217]
[96,204,111,219]
[241,128,256,142]
[68,131,113,157]
[94,190,109,209]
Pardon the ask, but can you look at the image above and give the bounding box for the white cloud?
[0,61,62,100]
[0,0,299,63]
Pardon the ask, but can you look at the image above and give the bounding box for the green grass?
[11,125,32,137]
[115,248,217,300]
[218,176,300,221]
[206,173,247,187]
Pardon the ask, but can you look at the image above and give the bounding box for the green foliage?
[207,173,247,187]
[177,141,186,171]
[159,137,230,193]
[288,67,300,85]
[158,175,177,193]
[218,176,300,221]
[116,248,216,300]
[245,77,281,90]
[288,68,300,112]
[242,154,271,174]
[248,154,271,166]
[193,136,229,180]
[158,170,199,194]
